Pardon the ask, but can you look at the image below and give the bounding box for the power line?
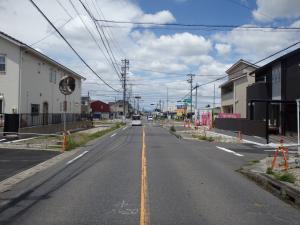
[29,0,120,92]
[84,1,123,69]
[95,19,300,31]
[102,25,300,33]
[177,40,300,101]
[77,0,122,79]
[30,18,72,46]
[91,0,127,58]
[68,0,121,81]
[224,0,272,21]
[55,0,74,19]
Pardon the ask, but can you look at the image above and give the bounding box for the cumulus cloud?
[215,43,231,56]
[253,0,300,22]
[213,23,300,61]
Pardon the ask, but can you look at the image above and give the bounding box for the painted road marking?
[140,127,149,225]
[123,127,128,131]
[216,146,244,157]
[0,139,6,142]
[110,133,117,138]
[66,151,89,165]
[4,137,36,144]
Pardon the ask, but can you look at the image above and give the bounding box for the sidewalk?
[241,155,300,207]
[0,122,118,151]
[164,120,299,148]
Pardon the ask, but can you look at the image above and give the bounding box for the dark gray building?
[247,48,300,135]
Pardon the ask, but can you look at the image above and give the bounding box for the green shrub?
[170,125,176,132]
[207,136,214,142]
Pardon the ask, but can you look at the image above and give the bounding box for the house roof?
[226,59,259,75]
[91,100,108,105]
[0,31,85,80]
[250,47,300,75]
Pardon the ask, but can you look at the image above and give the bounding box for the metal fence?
[19,113,91,128]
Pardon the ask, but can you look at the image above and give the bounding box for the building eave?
[0,31,86,80]
[250,47,300,75]
[226,59,259,75]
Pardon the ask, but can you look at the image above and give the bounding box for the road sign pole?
[64,94,67,132]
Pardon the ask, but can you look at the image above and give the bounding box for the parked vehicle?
[147,116,153,121]
[132,115,142,126]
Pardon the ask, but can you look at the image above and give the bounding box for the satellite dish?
[59,76,76,95]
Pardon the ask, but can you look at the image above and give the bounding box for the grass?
[192,134,215,142]
[266,167,296,183]
[66,122,124,151]
[250,159,260,165]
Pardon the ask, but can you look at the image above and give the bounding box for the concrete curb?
[240,168,300,208]
[0,124,126,212]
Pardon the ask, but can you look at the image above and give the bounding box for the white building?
[0,31,85,117]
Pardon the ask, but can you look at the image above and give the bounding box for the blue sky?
[1,0,300,110]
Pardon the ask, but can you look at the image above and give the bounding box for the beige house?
[0,31,84,116]
[220,59,258,118]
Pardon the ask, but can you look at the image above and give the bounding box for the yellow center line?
[140,127,149,225]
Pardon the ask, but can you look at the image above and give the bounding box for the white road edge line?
[110,133,117,138]
[216,146,244,157]
[3,137,37,144]
[66,151,89,165]
[122,126,127,131]
[0,139,6,142]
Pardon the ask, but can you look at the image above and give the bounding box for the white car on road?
[132,115,142,126]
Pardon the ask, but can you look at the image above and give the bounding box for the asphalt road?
[0,148,60,181]
[0,123,299,225]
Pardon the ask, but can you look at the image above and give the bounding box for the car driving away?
[132,114,142,126]
[147,115,153,121]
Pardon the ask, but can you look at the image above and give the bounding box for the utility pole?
[195,83,199,120]
[167,88,169,118]
[187,74,195,120]
[121,59,129,121]
[114,96,117,119]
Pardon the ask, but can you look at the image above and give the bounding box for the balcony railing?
[221,92,234,101]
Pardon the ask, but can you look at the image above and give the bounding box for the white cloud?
[137,10,175,25]
[215,43,231,56]
[213,23,300,61]
[253,0,300,22]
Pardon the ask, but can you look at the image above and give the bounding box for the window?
[0,55,6,73]
[31,104,40,115]
[49,69,57,83]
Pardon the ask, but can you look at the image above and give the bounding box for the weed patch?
[66,123,124,151]
[266,167,296,183]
